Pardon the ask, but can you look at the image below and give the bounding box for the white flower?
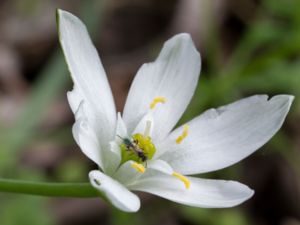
[57,9,294,212]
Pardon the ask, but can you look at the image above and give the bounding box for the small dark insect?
[118,135,148,162]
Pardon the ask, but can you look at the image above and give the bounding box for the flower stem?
[0,178,101,198]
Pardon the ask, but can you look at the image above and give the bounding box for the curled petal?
[89,170,140,212]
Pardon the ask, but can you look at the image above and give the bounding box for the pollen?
[176,124,189,144]
[150,97,166,109]
[172,172,190,189]
[131,162,146,173]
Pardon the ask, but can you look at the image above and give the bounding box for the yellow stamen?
[150,97,166,109]
[176,124,189,144]
[131,162,145,173]
[172,172,190,189]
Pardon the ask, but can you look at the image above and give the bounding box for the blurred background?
[0,0,299,224]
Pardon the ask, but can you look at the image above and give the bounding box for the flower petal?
[115,112,128,142]
[147,160,173,174]
[105,142,121,175]
[113,161,143,186]
[160,95,294,174]
[113,160,173,186]
[57,9,116,167]
[72,102,103,168]
[132,112,154,136]
[104,114,127,175]
[129,172,253,208]
[89,170,140,212]
[123,33,201,141]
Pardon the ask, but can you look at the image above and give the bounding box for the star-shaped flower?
[57,9,293,212]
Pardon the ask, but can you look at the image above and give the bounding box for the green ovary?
[120,133,156,164]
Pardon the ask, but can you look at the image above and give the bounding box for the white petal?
[113,161,143,186]
[113,160,173,185]
[147,160,173,174]
[129,172,254,208]
[104,142,121,175]
[57,10,116,164]
[160,95,294,174]
[89,170,140,212]
[109,142,121,161]
[72,102,103,168]
[104,114,127,175]
[123,33,201,141]
[132,112,154,137]
[115,113,128,140]
[67,87,83,115]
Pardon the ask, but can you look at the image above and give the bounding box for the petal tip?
[56,9,71,25]
[167,33,200,57]
[56,9,85,37]
[270,94,294,112]
[174,33,192,40]
[231,182,255,206]
[238,187,255,206]
[243,185,255,198]
[281,94,295,104]
[217,181,255,208]
[56,9,72,19]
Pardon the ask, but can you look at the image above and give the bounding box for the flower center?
[119,133,156,165]
[117,96,191,189]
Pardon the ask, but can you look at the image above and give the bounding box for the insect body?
[119,136,148,162]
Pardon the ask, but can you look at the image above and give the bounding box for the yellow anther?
[176,124,189,144]
[172,172,190,189]
[150,97,166,109]
[131,162,146,173]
